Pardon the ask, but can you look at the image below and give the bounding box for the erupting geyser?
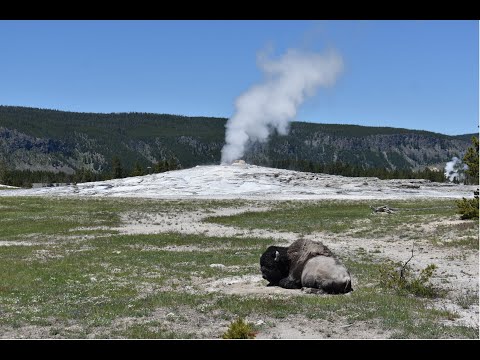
[444,157,468,182]
[220,48,344,165]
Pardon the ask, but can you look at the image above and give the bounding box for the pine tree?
[111,156,123,179]
[168,157,180,170]
[131,162,144,177]
[456,136,479,219]
[463,136,479,185]
[0,159,7,184]
[153,160,167,173]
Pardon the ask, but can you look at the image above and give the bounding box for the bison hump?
[287,239,332,262]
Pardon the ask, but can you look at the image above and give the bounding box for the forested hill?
[0,105,475,176]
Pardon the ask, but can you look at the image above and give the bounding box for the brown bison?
[260,239,352,294]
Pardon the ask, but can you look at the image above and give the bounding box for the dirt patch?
[30,249,65,262]
[80,306,231,339]
[429,299,479,328]
[202,275,303,297]
[0,324,53,339]
[255,316,393,339]
[325,235,479,300]
[0,240,41,247]
[126,244,234,253]
[68,226,113,232]
[115,206,298,242]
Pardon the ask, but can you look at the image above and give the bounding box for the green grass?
[0,196,478,339]
[440,237,479,250]
[0,197,251,240]
[427,221,479,250]
[0,197,122,238]
[455,291,479,310]
[206,200,369,234]
[205,199,479,250]
[204,199,460,237]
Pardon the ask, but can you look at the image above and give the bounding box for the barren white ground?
[0,184,17,189]
[1,162,476,200]
[1,163,478,338]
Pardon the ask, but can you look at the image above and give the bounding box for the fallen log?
[370,205,397,214]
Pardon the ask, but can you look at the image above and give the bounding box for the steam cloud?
[220,48,344,165]
[444,157,468,182]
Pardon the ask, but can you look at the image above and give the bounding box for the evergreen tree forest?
[0,155,448,188]
[0,105,475,188]
[0,156,181,187]
[267,158,447,182]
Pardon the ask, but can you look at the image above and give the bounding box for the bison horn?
[274,251,280,262]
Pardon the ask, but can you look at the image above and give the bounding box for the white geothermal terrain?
[0,162,476,199]
[0,184,17,189]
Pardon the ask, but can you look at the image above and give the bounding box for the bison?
[260,239,352,294]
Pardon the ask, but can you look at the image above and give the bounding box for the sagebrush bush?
[379,262,441,298]
[221,318,256,339]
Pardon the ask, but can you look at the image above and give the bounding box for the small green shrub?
[456,192,479,220]
[379,262,441,298]
[221,318,256,339]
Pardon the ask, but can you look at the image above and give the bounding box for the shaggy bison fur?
[260,239,352,294]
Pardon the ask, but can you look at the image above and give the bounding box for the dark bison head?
[260,246,289,285]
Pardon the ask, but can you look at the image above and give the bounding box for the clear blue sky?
[0,20,478,135]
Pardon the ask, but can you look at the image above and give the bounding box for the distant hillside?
[452,133,478,142]
[0,105,475,175]
[245,123,475,172]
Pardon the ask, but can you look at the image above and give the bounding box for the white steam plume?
[444,156,468,182]
[220,48,344,165]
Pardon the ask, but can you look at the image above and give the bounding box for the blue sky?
[0,20,478,135]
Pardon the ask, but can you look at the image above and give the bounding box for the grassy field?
[0,196,478,338]
[206,199,479,249]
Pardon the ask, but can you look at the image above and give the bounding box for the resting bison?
[260,239,352,294]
